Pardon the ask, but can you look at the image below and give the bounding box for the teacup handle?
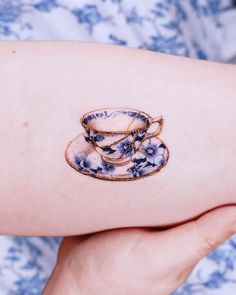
[142,115,163,141]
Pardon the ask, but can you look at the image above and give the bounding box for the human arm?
[0,40,235,236]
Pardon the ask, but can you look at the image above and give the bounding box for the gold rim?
[80,107,152,134]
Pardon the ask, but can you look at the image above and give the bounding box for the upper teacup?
[81,107,163,165]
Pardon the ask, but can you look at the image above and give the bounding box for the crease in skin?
[154,203,236,231]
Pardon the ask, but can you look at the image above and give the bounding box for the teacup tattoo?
[65,108,169,181]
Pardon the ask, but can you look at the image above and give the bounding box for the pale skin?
[0,41,235,236]
[43,205,236,294]
[1,41,236,294]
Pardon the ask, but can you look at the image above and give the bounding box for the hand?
[43,205,236,295]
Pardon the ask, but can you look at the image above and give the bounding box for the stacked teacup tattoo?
[65,108,169,181]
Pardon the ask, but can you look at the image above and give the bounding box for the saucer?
[65,133,169,181]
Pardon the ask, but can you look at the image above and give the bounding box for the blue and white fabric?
[0,1,236,294]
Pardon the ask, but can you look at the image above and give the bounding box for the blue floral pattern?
[0,0,236,294]
[117,139,135,157]
[127,142,166,177]
[0,236,61,295]
[72,4,113,33]
[68,135,168,181]
[0,0,235,61]
[142,141,160,159]
[173,236,236,294]
[82,108,152,162]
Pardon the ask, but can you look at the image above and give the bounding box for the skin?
[43,205,236,294]
[0,41,235,236]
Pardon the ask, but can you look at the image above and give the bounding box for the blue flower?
[101,161,115,173]
[126,7,143,24]
[74,155,91,171]
[117,139,135,157]
[142,142,159,159]
[127,164,145,177]
[72,5,105,32]
[151,3,167,18]
[34,0,58,12]
[0,2,22,23]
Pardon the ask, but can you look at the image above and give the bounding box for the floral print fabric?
[0,0,236,294]
[0,0,236,61]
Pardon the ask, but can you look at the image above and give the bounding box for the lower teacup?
[81,107,163,165]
